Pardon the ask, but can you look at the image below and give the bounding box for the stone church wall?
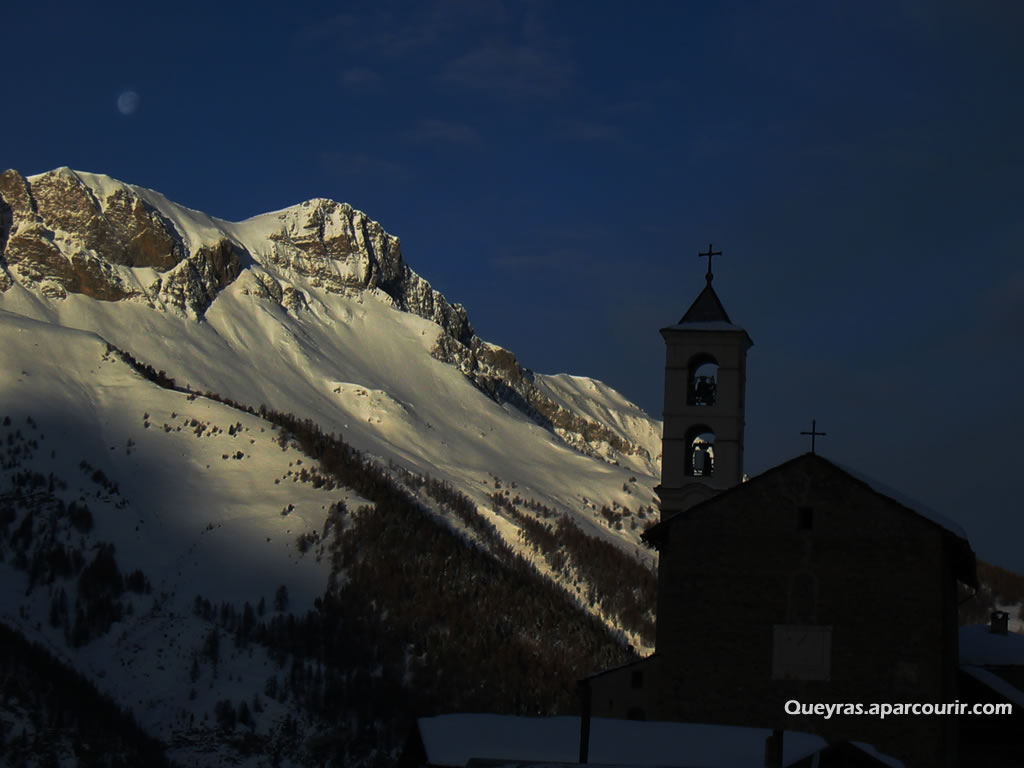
[649,457,959,767]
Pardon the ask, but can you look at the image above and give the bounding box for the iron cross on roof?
[698,243,722,285]
[800,419,827,454]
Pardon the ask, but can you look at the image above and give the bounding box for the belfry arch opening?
[687,354,718,406]
[685,427,715,478]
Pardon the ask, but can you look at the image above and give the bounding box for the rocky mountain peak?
[0,168,654,465]
[0,168,189,304]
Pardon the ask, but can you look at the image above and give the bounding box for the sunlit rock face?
[0,166,655,464]
[263,197,474,343]
[0,168,185,304]
[153,238,243,316]
[265,199,380,292]
[0,167,476,332]
[0,170,33,293]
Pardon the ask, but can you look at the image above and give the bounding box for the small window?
[631,671,644,689]
[685,429,715,478]
[686,355,719,406]
[799,507,813,531]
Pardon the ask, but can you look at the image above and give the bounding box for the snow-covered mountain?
[0,167,660,505]
[0,167,662,765]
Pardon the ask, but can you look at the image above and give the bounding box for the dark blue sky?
[6,1,1023,573]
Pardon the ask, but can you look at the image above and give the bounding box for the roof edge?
[648,453,977,586]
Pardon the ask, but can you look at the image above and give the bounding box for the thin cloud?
[440,42,573,101]
[296,13,359,46]
[604,100,656,116]
[319,150,408,183]
[406,119,482,147]
[296,11,437,55]
[341,67,381,88]
[491,247,589,271]
[947,268,1024,364]
[431,0,507,27]
[555,119,621,143]
[298,1,507,57]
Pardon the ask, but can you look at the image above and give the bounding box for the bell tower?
[658,244,753,516]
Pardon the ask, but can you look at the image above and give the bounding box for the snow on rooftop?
[662,320,747,332]
[961,665,1024,709]
[849,741,907,768]
[960,623,1024,666]
[417,714,842,767]
[831,459,969,540]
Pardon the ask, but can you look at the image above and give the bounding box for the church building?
[584,246,979,768]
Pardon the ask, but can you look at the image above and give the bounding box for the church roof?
[405,714,902,767]
[960,624,1024,666]
[582,653,660,682]
[831,459,968,539]
[961,665,1024,710]
[643,452,977,587]
[662,280,750,337]
[678,282,734,324]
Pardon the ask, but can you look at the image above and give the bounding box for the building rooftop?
[643,453,977,588]
[410,714,903,767]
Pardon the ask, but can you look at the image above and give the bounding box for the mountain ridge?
[0,303,642,766]
[0,166,664,618]
[0,167,657,471]
[0,166,669,765]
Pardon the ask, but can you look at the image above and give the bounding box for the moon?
[117,90,140,116]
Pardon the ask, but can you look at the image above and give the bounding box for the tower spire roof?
[677,243,735,325]
[678,283,734,324]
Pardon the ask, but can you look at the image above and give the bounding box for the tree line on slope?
[82,350,641,765]
[0,420,152,649]
[186,459,634,766]
[0,621,173,768]
[489,491,657,646]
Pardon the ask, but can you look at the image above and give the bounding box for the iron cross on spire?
[698,243,722,285]
[800,419,827,454]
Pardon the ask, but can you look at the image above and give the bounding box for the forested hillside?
[0,365,642,765]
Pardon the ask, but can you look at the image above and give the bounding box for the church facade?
[584,248,978,768]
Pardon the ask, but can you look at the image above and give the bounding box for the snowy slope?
[534,372,661,473]
[0,167,663,559]
[0,308,372,765]
[0,308,343,610]
[0,168,667,764]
